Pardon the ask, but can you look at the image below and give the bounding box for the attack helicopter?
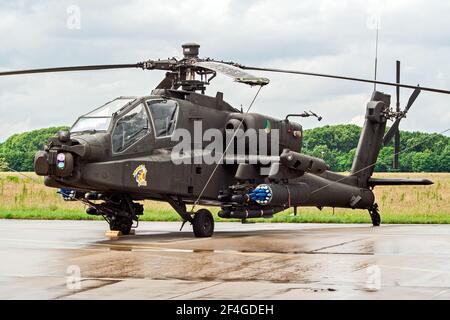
[1,43,448,237]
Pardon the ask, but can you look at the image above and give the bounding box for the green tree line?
[302,124,449,172]
[0,125,448,172]
[0,126,68,172]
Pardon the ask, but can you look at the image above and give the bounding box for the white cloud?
[0,0,449,141]
[351,115,365,127]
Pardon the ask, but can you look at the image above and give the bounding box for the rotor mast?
[178,43,212,93]
[151,43,215,93]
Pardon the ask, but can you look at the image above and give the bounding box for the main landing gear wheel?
[368,203,381,227]
[109,216,133,235]
[192,209,214,238]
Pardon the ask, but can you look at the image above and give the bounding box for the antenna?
[373,22,379,91]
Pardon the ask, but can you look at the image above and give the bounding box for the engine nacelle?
[280,149,329,174]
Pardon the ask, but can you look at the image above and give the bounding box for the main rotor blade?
[383,120,401,146]
[404,87,421,113]
[194,61,269,86]
[0,64,142,77]
[241,65,450,95]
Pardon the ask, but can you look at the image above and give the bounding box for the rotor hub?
[182,43,200,59]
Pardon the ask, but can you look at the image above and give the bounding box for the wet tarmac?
[0,220,449,299]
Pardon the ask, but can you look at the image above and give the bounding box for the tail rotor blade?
[393,60,401,169]
[404,87,421,113]
[394,134,400,157]
[383,87,420,147]
[396,61,400,112]
[383,120,401,146]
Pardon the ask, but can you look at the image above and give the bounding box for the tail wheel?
[369,203,381,227]
[192,209,214,237]
[109,216,133,235]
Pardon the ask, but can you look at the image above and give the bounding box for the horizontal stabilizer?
[368,178,433,186]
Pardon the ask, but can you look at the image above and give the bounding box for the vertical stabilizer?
[351,91,390,187]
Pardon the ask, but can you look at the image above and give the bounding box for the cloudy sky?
[0,0,449,141]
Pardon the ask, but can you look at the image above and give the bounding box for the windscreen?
[71,98,135,133]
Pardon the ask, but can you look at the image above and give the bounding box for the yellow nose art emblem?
[132,164,148,187]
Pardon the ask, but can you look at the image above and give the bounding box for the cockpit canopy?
[112,103,149,153]
[70,96,180,154]
[111,99,178,153]
[71,97,136,133]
